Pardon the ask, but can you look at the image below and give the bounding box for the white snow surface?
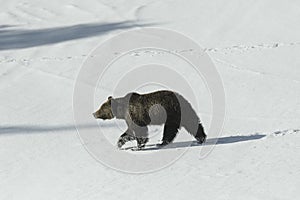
[0,0,300,199]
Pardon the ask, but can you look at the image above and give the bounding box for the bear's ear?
[107,96,113,105]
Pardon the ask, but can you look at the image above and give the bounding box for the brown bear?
[93,90,206,149]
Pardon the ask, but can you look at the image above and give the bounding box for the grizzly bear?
[93,90,206,149]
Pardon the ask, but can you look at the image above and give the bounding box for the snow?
[0,0,299,199]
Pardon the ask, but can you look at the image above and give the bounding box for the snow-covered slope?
[0,0,299,199]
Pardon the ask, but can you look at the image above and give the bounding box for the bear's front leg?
[133,126,149,149]
[136,137,149,149]
[117,130,135,148]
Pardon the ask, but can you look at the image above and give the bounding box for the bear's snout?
[92,111,113,120]
[92,112,97,119]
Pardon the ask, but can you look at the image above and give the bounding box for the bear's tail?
[175,93,206,143]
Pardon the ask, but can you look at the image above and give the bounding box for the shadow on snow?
[140,134,267,151]
[0,122,114,134]
[0,21,153,50]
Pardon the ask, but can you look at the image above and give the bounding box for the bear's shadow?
[139,134,266,151]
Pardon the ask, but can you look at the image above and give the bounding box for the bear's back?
[127,90,180,125]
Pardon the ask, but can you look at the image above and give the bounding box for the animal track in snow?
[204,42,300,54]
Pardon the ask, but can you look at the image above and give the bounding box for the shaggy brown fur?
[93,90,206,149]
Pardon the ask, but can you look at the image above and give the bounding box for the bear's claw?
[195,136,206,144]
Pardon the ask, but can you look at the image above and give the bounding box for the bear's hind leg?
[117,130,135,148]
[194,124,206,144]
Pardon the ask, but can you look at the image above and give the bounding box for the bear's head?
[93,96,114,120]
